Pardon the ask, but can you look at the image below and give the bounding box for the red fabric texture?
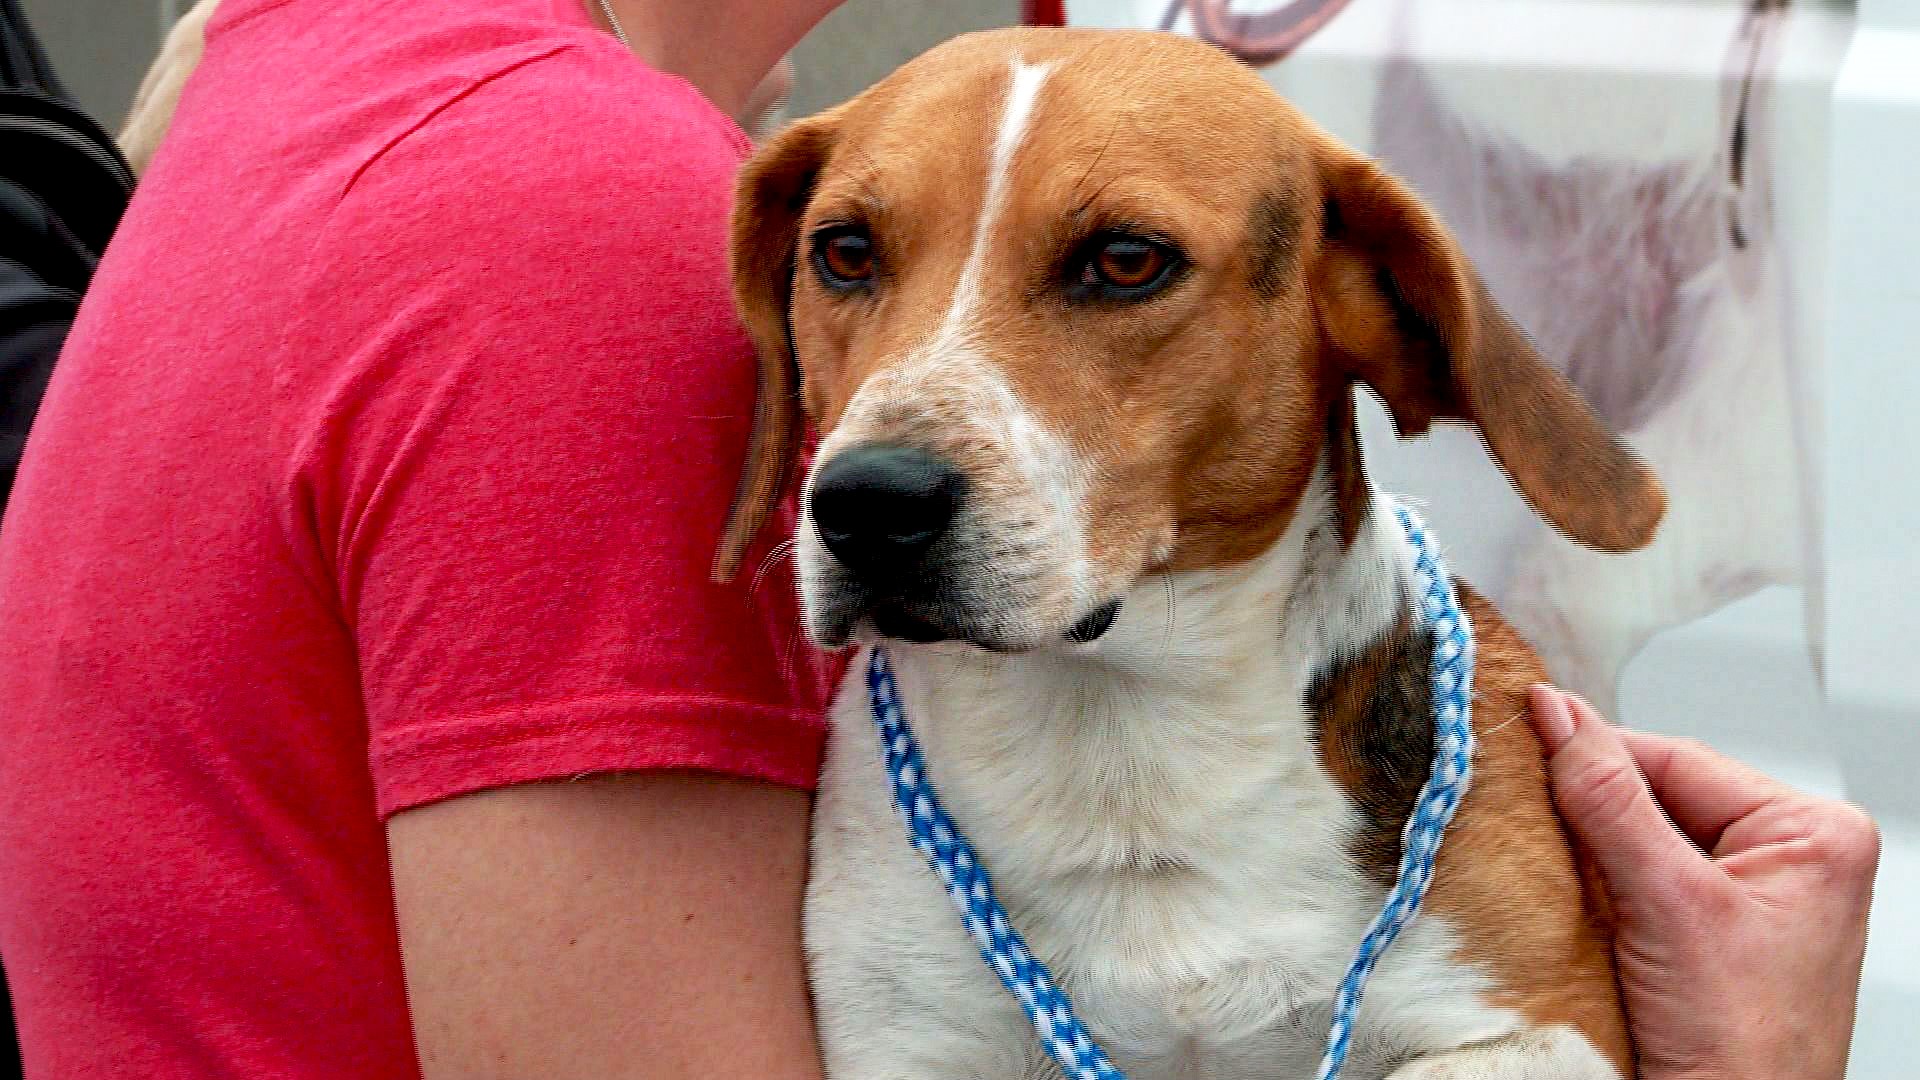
[0,0,833,1075]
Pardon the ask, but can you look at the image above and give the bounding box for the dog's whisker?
[1482,705,1528,737]
[1159,574,1178,660]
[777,621,806,689]
[750,537,798,598]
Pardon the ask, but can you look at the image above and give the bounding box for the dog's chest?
[1036,875,1380,1077]
[832,649,1517,1079]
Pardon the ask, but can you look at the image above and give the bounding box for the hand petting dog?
[1531,687,1877,1080]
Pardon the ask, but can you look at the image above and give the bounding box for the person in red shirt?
[0,0,841,1075]
[0,0,1880,1076]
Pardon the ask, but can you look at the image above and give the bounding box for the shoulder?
[290,45,763,502]
[1454,584,1549,699]
[308,43,755,356]
[335,45,751,268]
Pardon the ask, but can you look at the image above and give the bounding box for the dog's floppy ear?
[712,112,839,582]
[1311,146,1665,552]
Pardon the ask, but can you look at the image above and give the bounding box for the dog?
[714,27,1661,1080]
[1168,0,1811,718]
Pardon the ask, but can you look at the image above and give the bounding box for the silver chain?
[594,0,631,49]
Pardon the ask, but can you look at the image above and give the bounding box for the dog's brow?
[1067,117,1120,206]
[841,142,889,205]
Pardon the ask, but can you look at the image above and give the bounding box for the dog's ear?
[1311,146,1665,552]
[712,111,840,582]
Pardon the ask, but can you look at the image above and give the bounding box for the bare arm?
[388,772,825,1079]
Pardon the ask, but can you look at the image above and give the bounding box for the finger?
[1617,729,1788,853]
[1528,687,1711,910]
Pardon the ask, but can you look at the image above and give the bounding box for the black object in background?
[0,0,135,524]
[0,958,16,1080]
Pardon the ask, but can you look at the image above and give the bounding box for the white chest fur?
[802,481,1555,1079]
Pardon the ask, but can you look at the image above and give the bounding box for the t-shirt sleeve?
[288,55,832,818]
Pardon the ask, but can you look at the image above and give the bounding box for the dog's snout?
[811,444,966,581]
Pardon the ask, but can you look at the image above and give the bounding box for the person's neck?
[591,0,838,121]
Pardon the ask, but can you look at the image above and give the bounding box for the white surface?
[1822,11,1920,1076]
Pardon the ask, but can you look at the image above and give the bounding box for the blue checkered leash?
[866,500,1476,1080]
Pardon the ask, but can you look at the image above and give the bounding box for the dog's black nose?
[811,444,965,581]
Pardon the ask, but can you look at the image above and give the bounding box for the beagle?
[717,27,1659,1080]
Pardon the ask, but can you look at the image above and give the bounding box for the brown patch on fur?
[1306,612,1435,885]
[1248,192,1302,298]
[1314,588,1632,1067]
[1422,586,1635,1073]
[1323,386,1370,547]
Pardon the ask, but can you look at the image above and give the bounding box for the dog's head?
[714,28,1663,651]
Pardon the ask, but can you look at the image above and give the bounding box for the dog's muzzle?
[808,442,973,645]
[805,442,1124,650]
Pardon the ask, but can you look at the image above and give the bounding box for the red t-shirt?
[0,0,833,1075]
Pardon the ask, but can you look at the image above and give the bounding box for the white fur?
[940,57,1054,342]
[1384,1027,1621,1079]
[804,471,1619,1079]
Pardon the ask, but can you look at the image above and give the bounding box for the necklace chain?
[595,0,630,49]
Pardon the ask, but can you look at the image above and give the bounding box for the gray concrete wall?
[15,0,1020,134]
[789,0,1022,117]
[18,0,166,131]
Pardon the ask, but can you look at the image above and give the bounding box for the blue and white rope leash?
[866,500,1475,1080]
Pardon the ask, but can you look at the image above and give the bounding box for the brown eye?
[1071,232,1181,300]
[1092,238,1166,288]
[813,226,874,289]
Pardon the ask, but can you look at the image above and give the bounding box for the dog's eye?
[811,225,875,290]
[1070,232,1181,301]
[1092,239,1165,288]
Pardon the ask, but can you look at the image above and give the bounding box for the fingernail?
[1566,694,1604,727]
[1529,685,1577,753]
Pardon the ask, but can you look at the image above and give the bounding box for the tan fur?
[1426,588,1635,1073]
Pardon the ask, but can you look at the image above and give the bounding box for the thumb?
[1527,686,1711,916]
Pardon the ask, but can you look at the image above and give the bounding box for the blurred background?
[7,0,1918,1076]
[18,0,1025,130]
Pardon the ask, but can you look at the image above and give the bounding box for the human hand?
[1527,686,1879,1080]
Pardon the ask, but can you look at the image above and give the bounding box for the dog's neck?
[880,469,1416,903]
